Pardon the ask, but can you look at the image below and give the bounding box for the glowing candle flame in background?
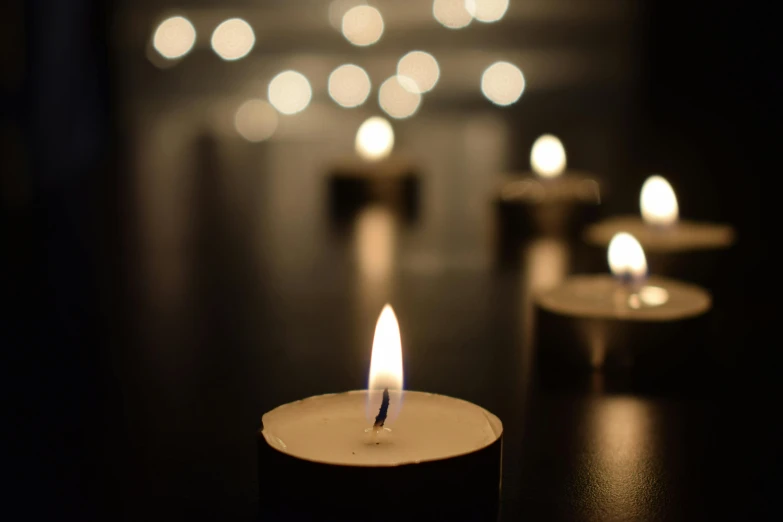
[481,61,525,106]
[153,16,196,59]
[342,5,384,46]
[640,175,679,226]
[234,100,278,142]
[367,305,404,423]
[379,75,422,119]
[328,64,372,108]
[608,232,647,283]
[268,71,312,115]
[211,18,255,61]
[355,117,395,161]
[397,51,441,94]
[530,134,567,178]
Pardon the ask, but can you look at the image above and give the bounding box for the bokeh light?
[467,0,509,23]
[268,71,312,115]
[211,18,255,61]
[152,16,196,59]
[342,5,384,46]
[397,51,440,94]
[355,117,395,161]
[433,0,473,29]
[234,100,279,142]
[481,61,525,106]
[379,76,422,119]
[328,64,372,108]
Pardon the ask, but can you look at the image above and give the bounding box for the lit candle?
[583,175,735,283]
[257,305,503,521]
[496,134,601,237]
[535,233,712,379]
[328,117,418,220]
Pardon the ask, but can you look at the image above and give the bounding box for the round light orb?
[355,116,395,161]
[328,64,372,108]
[379,76,422,119]
[153,16,196,59]
[530,134,567,178]
[268,71,313,115]
[342,5,384,46]
[433,0,473,29]
[481,61,525,106]
[466,0,509,23]
[234,100,278,142]
[211,18,255,61]
[397,51,440,94]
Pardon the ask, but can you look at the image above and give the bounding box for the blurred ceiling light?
[211,18,255,61]
[329,0,367,30]
[234,100,278,142]
[379,76,421,119]
[530,134,567,178]
[342,5,384,46]
[268,71,313,115]
[433,0,473,29]
[356,116,395,161]
[397,51,440,94]
[481,61,525,106]
[328,64,372,108]
[466,0,509,23]
[153,16,196,59]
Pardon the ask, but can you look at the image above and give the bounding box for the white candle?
[584,175,735,253]
[497,134,601,237]
[535,233,712,373]
[257,305,503,521]
[262,390,500,466]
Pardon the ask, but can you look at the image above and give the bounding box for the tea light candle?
[496,134,601,237]
[257,306,503,522]
[535,233,712,376]
[328,117,418,220]
[583,175,735,283]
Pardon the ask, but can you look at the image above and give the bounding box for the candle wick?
[373,388,390,429]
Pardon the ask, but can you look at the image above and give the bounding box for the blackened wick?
[373,388,390,428]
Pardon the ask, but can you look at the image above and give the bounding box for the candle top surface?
[537,274,711,321]
[584,216,735,252]
[499,171,600,204]
[261,390,502,467]
[331,155,416,178]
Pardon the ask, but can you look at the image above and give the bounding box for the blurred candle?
[535,233,711,375]
[496,134,601,238]
[328,117,419,219]
[583,175,735,284]
[257,306,503,521]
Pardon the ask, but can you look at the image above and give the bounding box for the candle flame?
[640,175,678,226]
[367,305,404,422]
[608,232,647,282]
[531,134,566,179]
[355,116,394,161]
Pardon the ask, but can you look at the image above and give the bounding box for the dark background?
[3,1,778,520]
